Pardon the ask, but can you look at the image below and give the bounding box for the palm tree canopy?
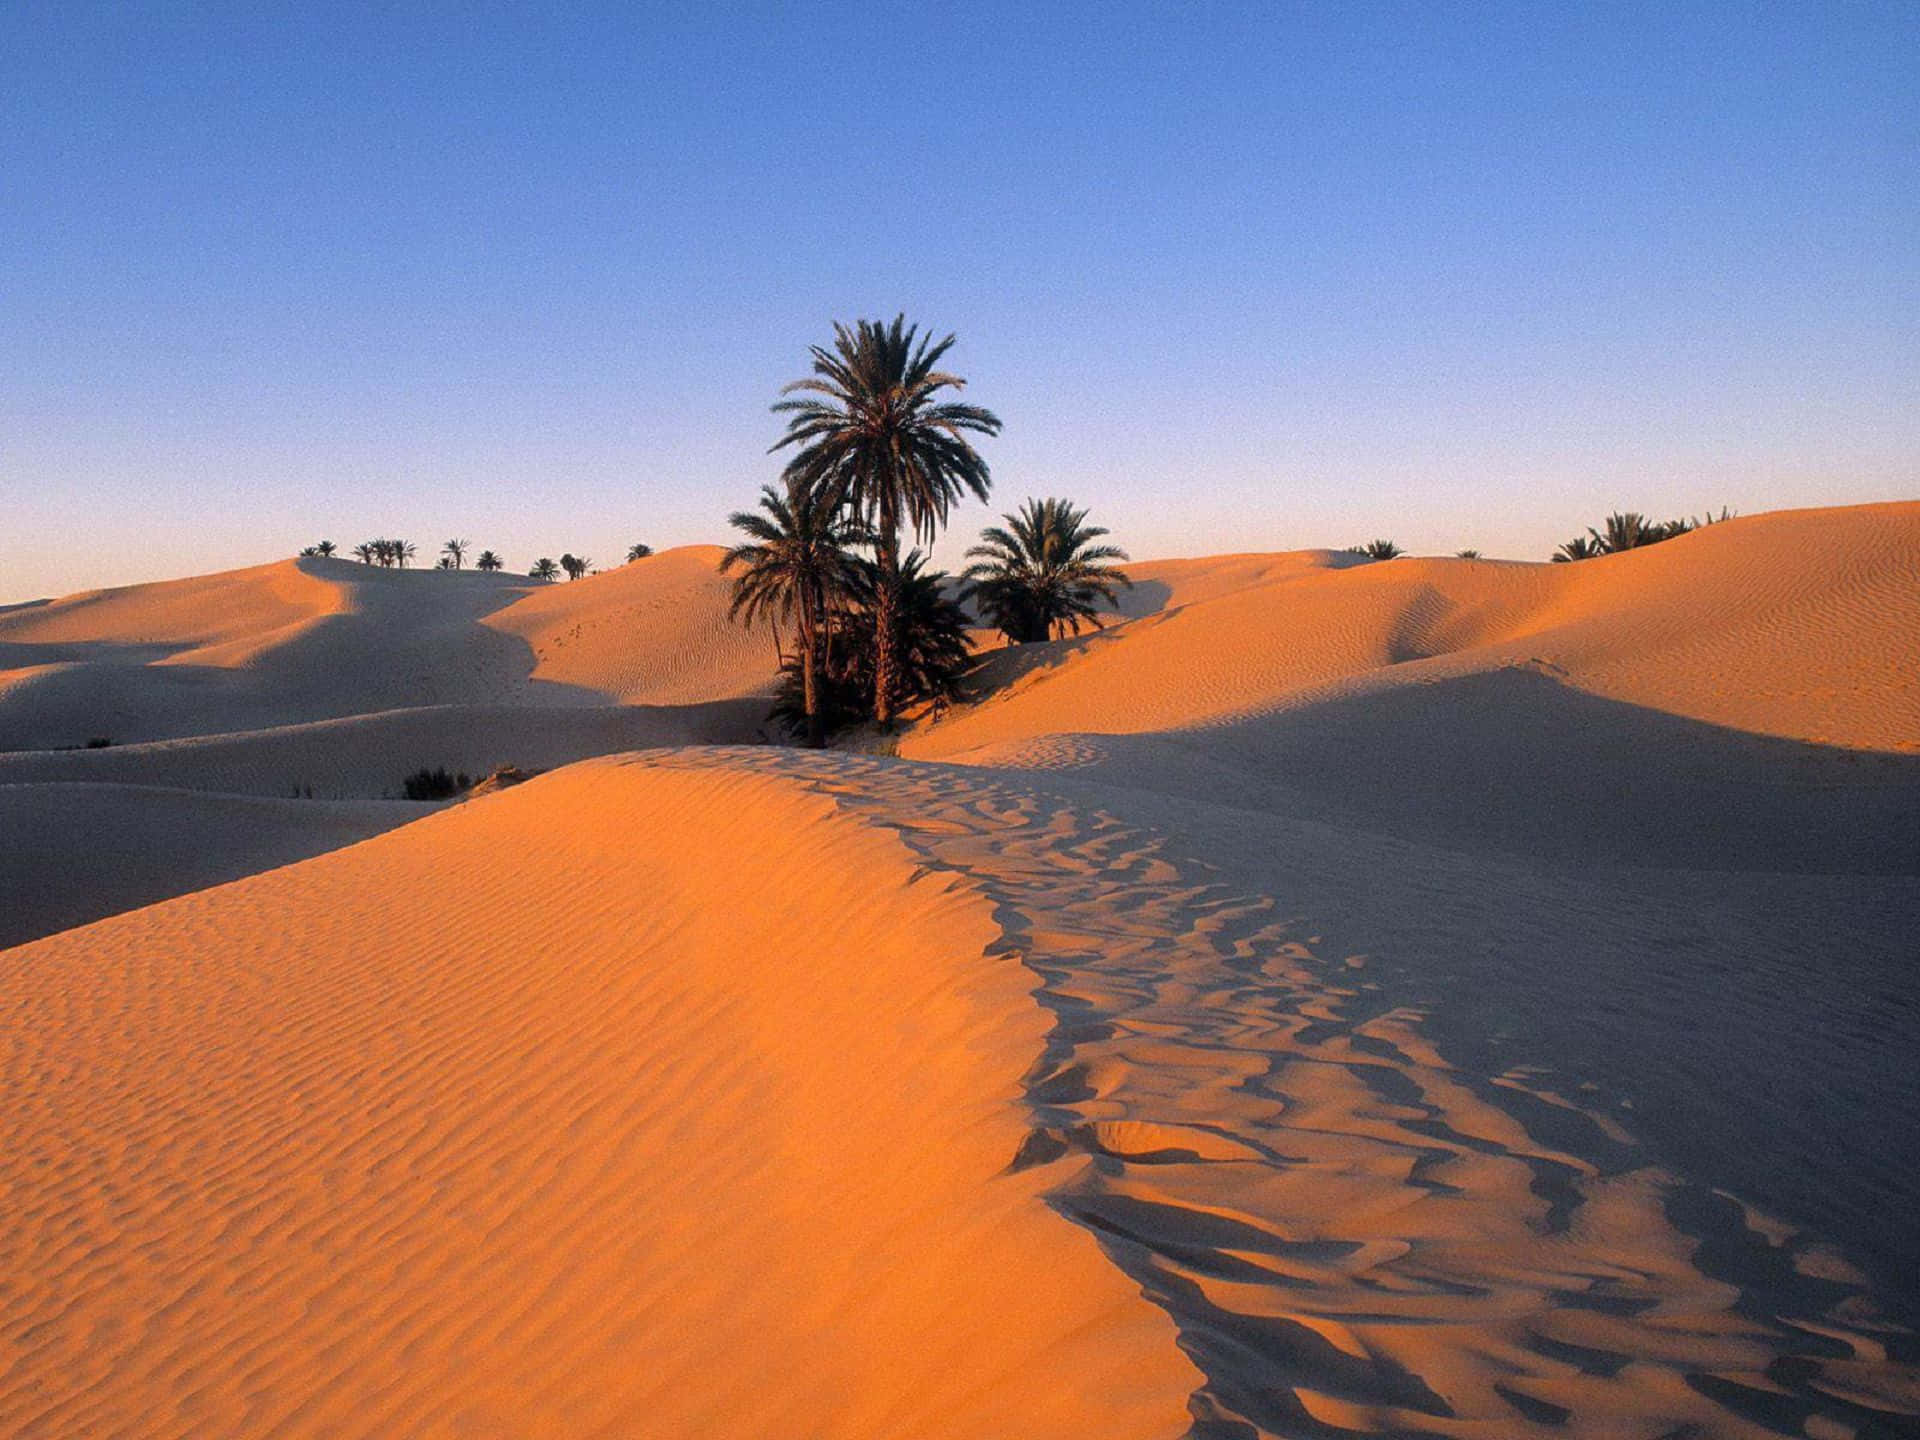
[475,550,503,571]
[962,497,1130,644]
[530,557,559,581]
[771,315,1001,545]
[720,484,867,632]
[626,542,654,562]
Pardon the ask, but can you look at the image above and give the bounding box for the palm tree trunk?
[799,600,824,749]
[872,526,902,731]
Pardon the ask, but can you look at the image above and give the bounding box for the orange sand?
[3,502,1917,1437]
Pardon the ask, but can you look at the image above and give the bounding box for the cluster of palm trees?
[1552,508,1732,562]
[303,538,653,578]
[722,315,1131,747]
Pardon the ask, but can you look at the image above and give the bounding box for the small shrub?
[1357,539,1402,561]
[401,767,473,801]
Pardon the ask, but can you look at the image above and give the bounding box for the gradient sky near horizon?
[4,2,1915,602]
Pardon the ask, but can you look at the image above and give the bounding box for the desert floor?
[2,503,1916,1437]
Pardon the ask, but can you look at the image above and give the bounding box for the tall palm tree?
[529,557,560,582]
[315,540,337,558]
[475,549,504,572]
[721,483,866,746]
[962,497,1131,644]
[352,541,377,565]
[560,553,591,581]
[393,539,417,568]
[771,314,1001,729]
[626,542,654,562]
[442,538,469,569]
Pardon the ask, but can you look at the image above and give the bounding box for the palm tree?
[442,538,469,569]
[393,539,417,568]
[529,557,560,582]
[299,546,319,557]
[962,497,1131,644]
[771,315,1001,729]
[626,542,654,562]
[560,553,591,581]
[1455,549,1481,559]
[475,550,504,572]
[436,556,455,570]
[721,483,866,746]
[1593,512,1668,553]
[1553,535,1604,562]
[352,541,377,565]
[315,540,336,558]
[771,550,975,738]
[1357,539,1402,560]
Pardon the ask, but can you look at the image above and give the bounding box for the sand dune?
[4,502,1917,1436]
[0,784,413,949]
[0,547,774,750]
[0,698,768,798]
[911,502,1920,764]
[0,761,1196,1438]
[907,503,1920,870]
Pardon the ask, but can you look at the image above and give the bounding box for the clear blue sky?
[4,1,1914,600]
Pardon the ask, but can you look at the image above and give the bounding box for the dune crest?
[909,501,1920,763]
[0,760,1196,1439]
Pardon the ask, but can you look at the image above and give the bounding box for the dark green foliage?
[1553,535,1605,562]
[529,557,560,582]
[962,497,1131,644]
[475,550,504,571]
[767,552,973,739]
[626,543,654,562]
[770,314,1000,728]
[1455,549,1481,559]
[442,539,469,569]
[1357,539,1403,561]
[1552,508,1734,561]
[401,767,472,801]
[560,553,591,581]
[722,484,868,746]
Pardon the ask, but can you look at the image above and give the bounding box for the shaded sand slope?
[913,502,1920,760]
[637,749,1920,1438]
[0,785,415,949]
[0,698,767,799]
[0,759,1196,1440]
[0,547,773,749]
[910,503,1920,870]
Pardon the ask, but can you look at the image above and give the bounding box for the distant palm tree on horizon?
[771,314,1001,729]
[442,538,469,569]
[529,557,560,582]
[626,542,654,562]
[560,553,591,581]
[963,497,1131,644]
[475,549,504,572]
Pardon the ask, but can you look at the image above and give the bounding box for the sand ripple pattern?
[652,749,1920,1439]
